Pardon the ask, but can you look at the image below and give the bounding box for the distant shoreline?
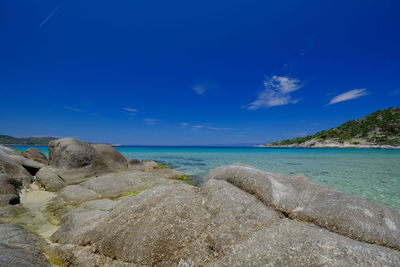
[4,144,400,149]
[3,143,120,147]
[258,144,400,149]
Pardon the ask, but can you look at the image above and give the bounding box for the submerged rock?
[22,147,48,165]
[128,158,141,165]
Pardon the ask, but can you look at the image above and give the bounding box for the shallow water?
[12,146,400,210]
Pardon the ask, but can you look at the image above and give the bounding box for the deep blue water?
[12,146,400,210]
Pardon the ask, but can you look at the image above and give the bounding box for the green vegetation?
[45,251,69,267]
[0,135,56,145]
[265,107,400,146]
[101,190,144,200]
[154,163,168,169]
[170,174,196,185]
[175,175,190,181]
[118,190,143,197]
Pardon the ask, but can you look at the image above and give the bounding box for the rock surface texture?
[45,161,400,266]
[0,145,34,220]
[0,222,51,267]
[48,138,128,184]
[22,147,48,165]
[1,139,400,266]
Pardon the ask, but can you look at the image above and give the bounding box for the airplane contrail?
[40,5,61,27]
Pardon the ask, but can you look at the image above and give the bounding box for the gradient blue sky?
[1,0,399,145]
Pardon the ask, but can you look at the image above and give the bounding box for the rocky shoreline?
[259,140,400,149]
[1,138,400,266]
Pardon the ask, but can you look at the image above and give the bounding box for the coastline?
[259,138,400,149]
[259,144,400,149]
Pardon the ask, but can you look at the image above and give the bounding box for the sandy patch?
[11,182,59,241]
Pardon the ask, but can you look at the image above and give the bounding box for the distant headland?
[0,135,120,147]
[260,107,400,149]
[0,135,56,146]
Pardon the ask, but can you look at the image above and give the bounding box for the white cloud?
[207,127,232,131]
[327,89,368,105]
[193,85,207,95]
[192,125,205,129]
[64,105,82,112]
[267,76,300,93]
[181,123,232,131]
[123,107,138,112]
[244,76,302,110]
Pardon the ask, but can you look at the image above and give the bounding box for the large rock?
[0,162,26,220]
[80,169,183,198]
[0,173,20,206]
[50,199,119,244]
[43,168,187,227]
[48,138,97,169]
[0,174,21,196]
[48,138,128,183]
[46,178,400,266]
[9,154,45,175]
[0,222,51,267]
[43,185,101,226]
[208,219,400,266]
[0,151,31,185]
[0,205,18,220]
[61,184,212,265]
[36,166,67,192]
[32,162,400,266]
[22,147,48,165]
[90,144,128,170]
[206,164,400,250]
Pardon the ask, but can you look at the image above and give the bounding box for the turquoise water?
[12,146,400,210]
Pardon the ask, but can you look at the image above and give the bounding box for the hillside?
[261,107,400,148]
[0,135,56,145]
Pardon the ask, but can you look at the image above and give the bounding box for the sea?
[12,146,400,210]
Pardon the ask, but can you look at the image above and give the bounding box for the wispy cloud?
[243,76,302,110]
[181,123,232,131]
[40,5,61,27]
[192,125,205,129]
[207,127,232,131]
[122,107,138,116]
[64,105,82,112]
[144,118,158,125]
[193,85,207,95]
[327,89,368,105]
[123,107,138,112]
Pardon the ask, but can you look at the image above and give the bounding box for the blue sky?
[0,0,399,145]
